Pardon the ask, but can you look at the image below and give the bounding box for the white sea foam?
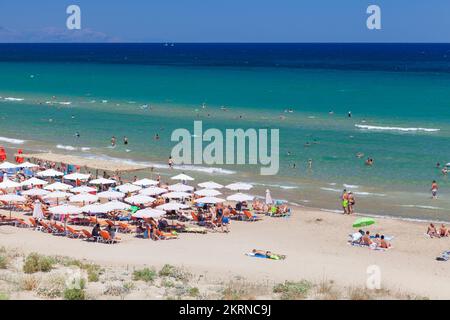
[343,184,359,189]
[0,136,26,144]
[399,205,444,210]
[320,187,341,193]
[56,144,77,151]
[4,97,24,101]
[354,192,386,197]
[355,124,440,133]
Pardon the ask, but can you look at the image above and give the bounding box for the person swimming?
[123,136,128,145]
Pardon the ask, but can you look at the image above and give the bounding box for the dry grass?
[221,280,271,300]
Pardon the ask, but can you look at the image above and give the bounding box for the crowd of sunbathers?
[350,229,391,249]
[427,223,449,238]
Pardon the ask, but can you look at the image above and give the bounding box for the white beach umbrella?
[198,181,224,189]
[156,203,190,211]
[124,195,155,205]
[49,205,82,215]
[0,194,26,203]
[69,193,99,203]
[0,162,18,170]
[64,172,91,181]
[265,189,273,205]
[139,186,168,196]
[32,201,44,219]
[89,177,116,185]
[97,190,125,200]
[70,186,97,193]
[116,183,142,193]
[18,162,38,168]
[168,183,194,192]
[44,191,71,200]
[44,182,73,191]
[194,189,222,197]
[226,182,253,191]
[22,188,50,197]
[133,208,166,219]
[81,203,108,214]
[194,196,226,204]
[227,193,254,202]
[171,173,194,181]
[133,178,159,187]
[20,177,48,187]
[37,169,64,177]
[162,191,192,199]
[0,177,21,189]
[101,200,131,212]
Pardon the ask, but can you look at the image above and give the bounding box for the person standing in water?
[348,111,352,118]
[123,136,128,145]
[341,189,349,214]
[168,156,174,169]
[308,159,313,169]
[431,180,439,200]
[111,136,116,147]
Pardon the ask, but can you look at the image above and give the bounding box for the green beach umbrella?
[353,217,375,228]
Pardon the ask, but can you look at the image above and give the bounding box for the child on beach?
[431,180,439,199]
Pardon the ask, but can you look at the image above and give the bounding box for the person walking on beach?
[348,192,355,214]
[341,189,349,214]
[431,180,439,199]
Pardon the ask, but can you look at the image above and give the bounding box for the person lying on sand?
[251,249,286,260]
[439,224,449,238]
[427,223,440,238]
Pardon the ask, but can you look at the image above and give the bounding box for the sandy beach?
[2,205,450,299]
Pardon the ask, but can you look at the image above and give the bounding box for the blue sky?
[0,1,449,42]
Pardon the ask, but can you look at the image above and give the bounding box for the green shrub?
[23,253,54,274]
[273,281,313,300]
[0,293,9,300]
[159,264,191,282]
[0,255,8,269]
[64,288,86,300]
[133,268,157,282]
[57,258,101,282]
[188,287,200,297]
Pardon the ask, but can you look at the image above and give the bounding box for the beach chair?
[66,226,82,239]
[155,228,178,240]
[29,218,42,231]
[243,210,261,222]
[15,218,30,228]
[191,212,199,223]
[81,229,100,242]
[39,221,54,234]
[118,222,133,233]
[99,230,121,244]
[52,223,67,236]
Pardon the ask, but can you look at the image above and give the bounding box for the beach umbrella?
[198,181,224,189]
[353,217,376,228]
[139,186,168,196]
[194,189,222,197]
[133,208,166,219]
[0,194,26,203]
[0,162,18,170]
[116,183,142,193]
[44,191,71,199]
[124,195,156,205]
[97,190,125,200]
[22,188,50,197]
[225,182,253,191]
[156,203,190,211]
[36,169,64,178]
[162,191,192,199]
[44,182,73,191]
[70,186,97,194]
[227,193,254,202]
[49,204,83,230]
[133,178,159,187]
[17,162,38,168]
[89,177,116,185]
[0,194,26,219]
[265,189,273,205]
[194,197,225,204]
[64,172,91,181]
[20,177,48,187]
[81,203,108,214]
[32,201,44,219]
[101,200,131,212]
[0,177,21,189]
[171,173,194,181]
[168,183,194,192]
[69,193,99,203]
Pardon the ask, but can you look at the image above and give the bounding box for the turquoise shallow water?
[1,47,450,221]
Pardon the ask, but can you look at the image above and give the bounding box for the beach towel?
[436,251,450,261]
[245,252,287,260]
[348,242,392,252]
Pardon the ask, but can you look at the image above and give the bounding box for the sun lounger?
[118,222,134,233]
[81,229,100,242]
[66,226,82,238]
[15,218,31,228]
[243,210,262,222]
[183,227,208,234]
[155,229,178,240]
[99,230,121,244]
